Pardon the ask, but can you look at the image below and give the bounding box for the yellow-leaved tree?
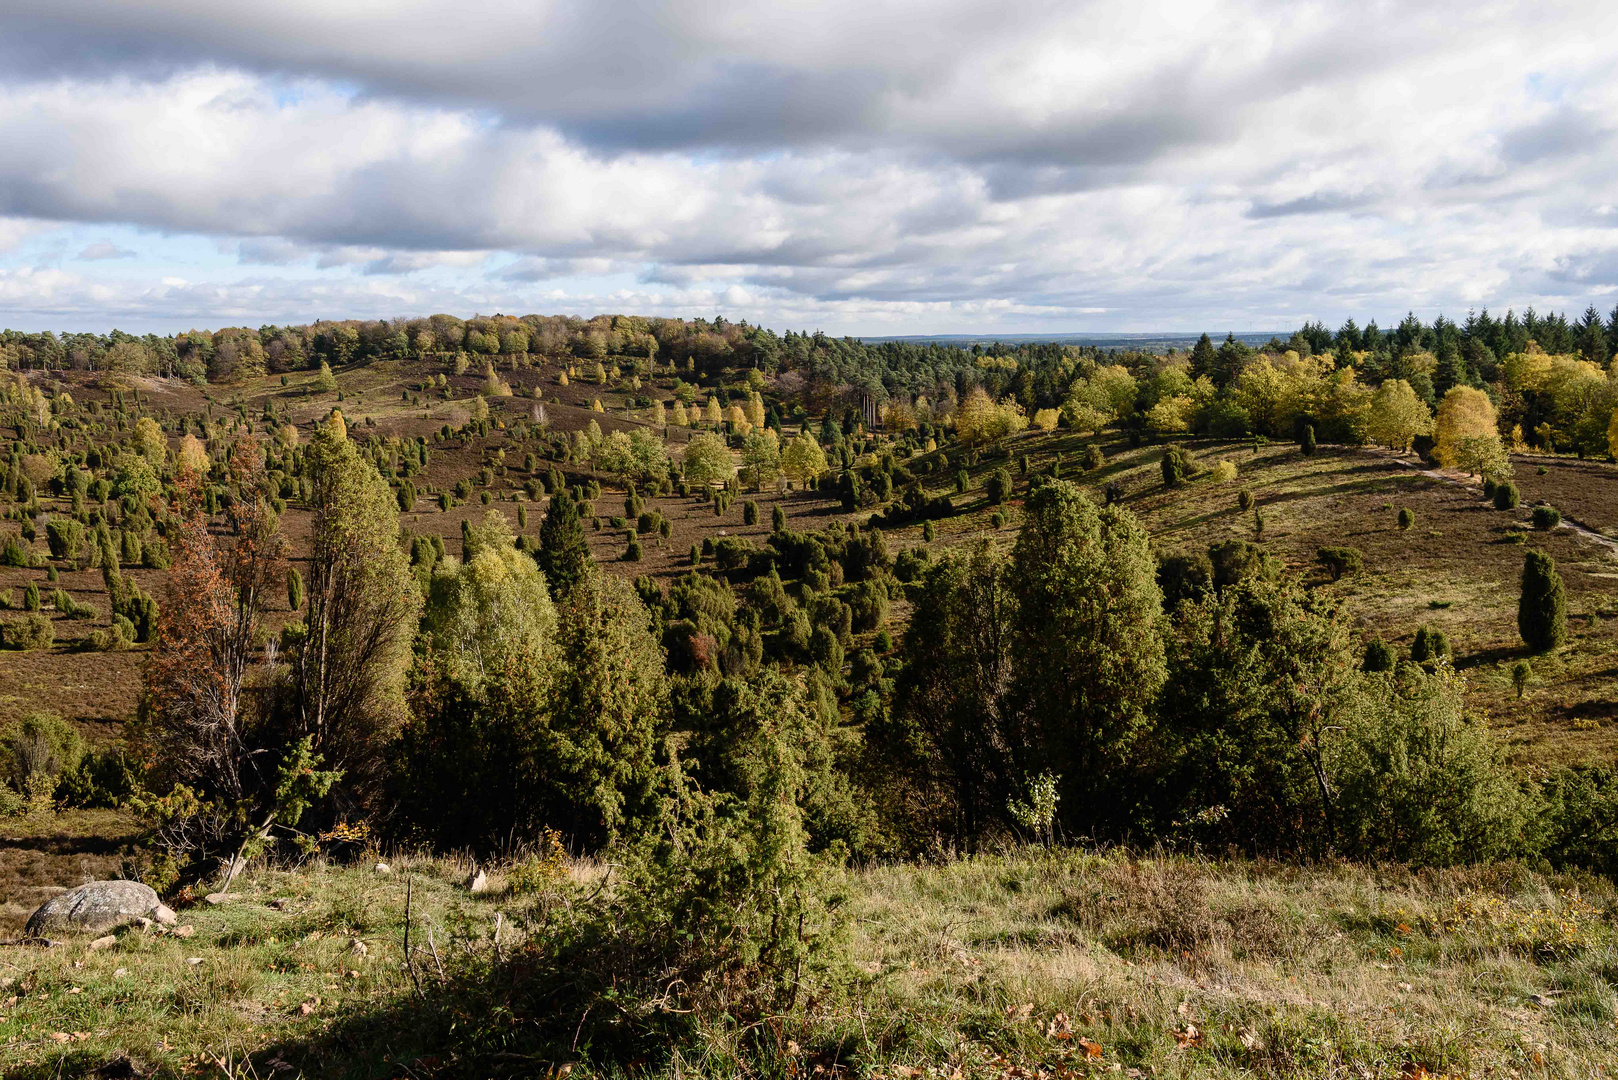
[1435,386,1510,479]
[1365,379,1433,452]
[781,432,828,487]
[955,387,1028,446]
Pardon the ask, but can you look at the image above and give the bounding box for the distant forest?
[3,304,1614,402]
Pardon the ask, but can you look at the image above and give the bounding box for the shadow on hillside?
[0,832,135,857]
[1454,644,1526,672]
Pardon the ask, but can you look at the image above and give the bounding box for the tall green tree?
[1007,481,1165,834]
[537,489,590,596]
[885,542,1020,845]
[1519,550,1567,653]
[546,570,669,847]
[291,417,421,797]
[1157,577,1360,857]
[423,510,557,694]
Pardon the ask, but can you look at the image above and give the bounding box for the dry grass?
[0,850,1614,1077]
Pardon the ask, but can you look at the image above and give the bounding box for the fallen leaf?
[1077,1037,1103,1060]
[1173,1024,1203,1049]
[1237,1026,1262,1051]
[1047,1012,1072,1039]
[1005,1002,1034,1022]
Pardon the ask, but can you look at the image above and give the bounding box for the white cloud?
[0,1,1614,332]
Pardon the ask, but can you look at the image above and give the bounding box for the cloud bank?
[0,0,1614,333]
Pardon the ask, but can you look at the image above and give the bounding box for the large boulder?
[24,881,177,937]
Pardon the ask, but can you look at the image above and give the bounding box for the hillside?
[2,331,1618,1077]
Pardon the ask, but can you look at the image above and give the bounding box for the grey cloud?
[1499,106,1609,165]
[1246,192,1376,219]
[0,0,1385,173]
[236,237,309,265]
[76,240,135,260]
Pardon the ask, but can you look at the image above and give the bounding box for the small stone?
[186,957,203,966]
[204,892,241,906]
[374,862,391,875]
[152,903,178,926]
[466,870,489,894]
[172,925,195,939]
[113,968,128,978]
[87,935,117,952]
[350,940,368,958]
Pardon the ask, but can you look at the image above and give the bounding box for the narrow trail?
[1376,450,1618,564]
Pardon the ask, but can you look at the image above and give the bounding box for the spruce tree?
[537,489,590,596]
[1518,550,1567,653]
[1300,423,1317,456]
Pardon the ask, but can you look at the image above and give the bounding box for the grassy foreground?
[1,849,1616,1078]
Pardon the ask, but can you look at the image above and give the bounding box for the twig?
[403,876,425,1002]
[426,924,446,983]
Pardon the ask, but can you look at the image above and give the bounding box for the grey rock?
[25,881,170,937]
[466,870,489,894]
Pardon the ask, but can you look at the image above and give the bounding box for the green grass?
[3,850,1617,1077]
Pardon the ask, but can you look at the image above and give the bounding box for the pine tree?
[537,489,590,596]
[1188,333,1217,381]
[1518,550,1567,653]
[1009,480,1165,834]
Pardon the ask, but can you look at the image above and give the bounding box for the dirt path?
[1376,450,1618,563]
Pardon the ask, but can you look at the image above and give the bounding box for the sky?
[0,0,1615,337]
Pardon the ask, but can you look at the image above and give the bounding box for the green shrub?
[1,613,53,651]
[1493,482,1519,510]
[1237,489,1253,512]
[1335,668,1532,865]
[22,582,40,611]
[44,518,85,560]
[1410,625,1450,664]
[985,468,1013,506]
[743,500,758,526]
[1156,551,1213,610]
[1299,423,1316,456]
[1362,638,1396,672]
[1160,443,1194,487]
[1082,443,1105,471]
[1397,507,1415,530]
[1316,546,1363,581]
[1532,505,1561,530]
[1511,660,1533,699]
